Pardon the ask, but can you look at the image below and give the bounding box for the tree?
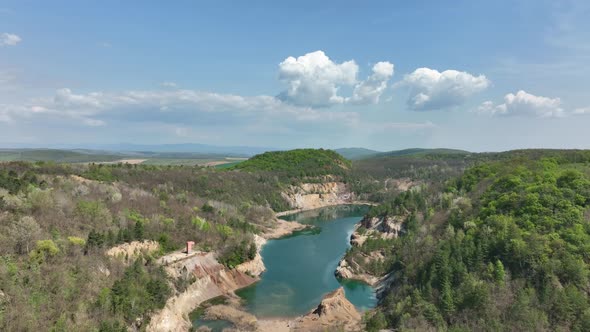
[440,279,455,315]
[494,260,505,286]
[8,216,41,254]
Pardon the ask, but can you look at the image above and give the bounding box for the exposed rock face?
[203,305,258,331]
[281,182,354,212]
[292,287,362,332]
[149,218,306,332]
[105,240,160,263]
[147,252,257,332]
[360,215,405,239]
[335,258,380,286]
[335,214,406,289]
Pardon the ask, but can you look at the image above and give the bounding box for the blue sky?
[1,0,590,151]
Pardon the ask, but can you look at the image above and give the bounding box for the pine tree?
[494,259,506,286]
[441,278,455,315]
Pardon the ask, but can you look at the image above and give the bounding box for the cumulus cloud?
[278,50,358,107]
[277,50,394,107]
[0,33,21,46]
[402,68,490,111]
[478,90,564,118]
[348,62,394,104]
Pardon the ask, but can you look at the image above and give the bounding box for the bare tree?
[8,216,42,254]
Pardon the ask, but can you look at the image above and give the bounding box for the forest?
[363,151,590,331]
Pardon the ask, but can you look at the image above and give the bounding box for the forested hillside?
[0,162,286,330]
[232,149,351,178]
[364,151,590,331]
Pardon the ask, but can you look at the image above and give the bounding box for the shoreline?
[151,202,373,331]
[275,200,377,218]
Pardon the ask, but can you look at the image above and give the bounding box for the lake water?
[236,205,377,318]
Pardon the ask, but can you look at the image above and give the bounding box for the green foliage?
[29,239,60,263]
[364,311,388,332]
[201,203,215,213]
[376,155,590,331]
[218,240,256,268]
[67,236,86,246]
[216,224,234,240]
[99,259,170,325]
[82,164,116,182]
[0,169,40,194]
[75,200,112,226]
[232,148,351,178]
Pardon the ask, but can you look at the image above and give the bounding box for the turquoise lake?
[236,205,377,318]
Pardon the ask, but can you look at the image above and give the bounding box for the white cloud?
[0,33,21,46]
[402,67,490,111]
[348,61,394,104]
[478,90,564,118]
[278,50,358,107]
[277,50,394,107]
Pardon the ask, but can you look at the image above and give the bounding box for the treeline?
[366,153,590,331]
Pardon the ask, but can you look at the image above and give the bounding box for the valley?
[1,148,590,331]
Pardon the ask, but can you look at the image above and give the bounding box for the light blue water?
[236,205,377,318]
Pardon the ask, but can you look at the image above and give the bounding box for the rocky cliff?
[148,218,305,332]
[291,287,362,332]
[280,181,355,212]
[147,252,257,332]
[335,214,406,288]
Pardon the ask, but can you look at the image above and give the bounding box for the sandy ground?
[263,219,307,239]
[202,160,233,167]
[257,319,293,332]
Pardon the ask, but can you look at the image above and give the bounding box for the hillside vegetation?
[0,161,287,330]
[364,151,590,331]
[231,148,351,178]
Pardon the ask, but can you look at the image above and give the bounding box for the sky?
[1,0,590,152]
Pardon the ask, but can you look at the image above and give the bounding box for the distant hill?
[231,148,351,177]
[333,148,380,160]
[1,143,272,157]
[375,148,470,158]
[0,148,247,165]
